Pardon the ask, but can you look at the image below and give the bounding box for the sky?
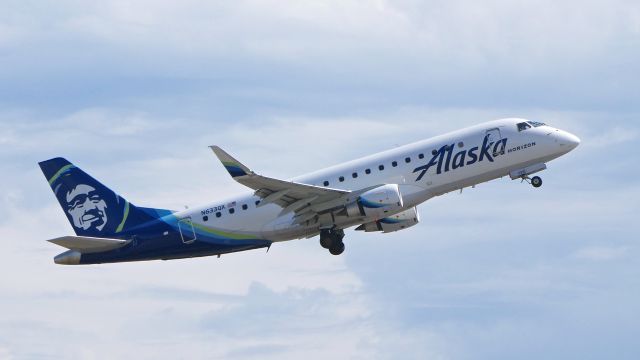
[1,0,639,359]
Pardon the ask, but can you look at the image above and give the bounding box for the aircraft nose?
[554,130,581,151]
[561,131,581,150]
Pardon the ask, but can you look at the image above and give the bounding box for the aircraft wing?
[210,146,351,220]
[48,235,129,253]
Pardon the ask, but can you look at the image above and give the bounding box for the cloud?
[0,346,13,360]
[572,246,629,261]
[2,0,640,114]
[584,126,639,148]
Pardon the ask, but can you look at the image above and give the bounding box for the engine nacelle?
[344,184,403,218]
[355,207,420,233]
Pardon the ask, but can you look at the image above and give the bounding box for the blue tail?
[38,157,172,238]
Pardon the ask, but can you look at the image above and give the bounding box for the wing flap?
[48,236,128,253]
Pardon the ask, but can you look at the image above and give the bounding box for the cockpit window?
[527,121,546,127]
[517,122,532,132]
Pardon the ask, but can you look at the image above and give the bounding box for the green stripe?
[192,222,257,240]
[115,201,130,233]
[48,164,75,185]
[221,161,240,167]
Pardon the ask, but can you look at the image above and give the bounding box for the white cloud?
[584,126,638,148]
[2,0,639,106]
[572,246,629,261]
[0,346,13,360]
[42,0,635,67]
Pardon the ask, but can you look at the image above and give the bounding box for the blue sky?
[1,1,639,359]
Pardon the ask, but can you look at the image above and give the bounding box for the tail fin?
[38,157,170,238]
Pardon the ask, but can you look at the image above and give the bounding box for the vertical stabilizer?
[38,157,170,238]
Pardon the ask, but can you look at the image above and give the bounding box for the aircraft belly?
[78,242,270,264]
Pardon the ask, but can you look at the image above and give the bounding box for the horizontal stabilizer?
[48,235,128,253]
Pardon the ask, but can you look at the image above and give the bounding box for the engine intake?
[344,184,403,218]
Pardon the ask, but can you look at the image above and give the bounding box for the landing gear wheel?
[319,228,344,250]
[320,236,333,249]
[531,176,543,188]
[329,241,345,256]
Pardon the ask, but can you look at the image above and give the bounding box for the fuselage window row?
[210,151,428,219]
[324,158,418,187]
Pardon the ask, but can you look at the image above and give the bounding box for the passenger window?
[339,176,345,182]
[405,157,411,163]
[216,212,221,218]
[378,165,384,171]
[365,169,371,174]
[392,161,398,167]
[352,172,358,178]
[323,180,329,186]
[242,204,248,210]
[517,122,532,132]
[255,200,260,206]
[203,216,209,222]
[418,153,424,159]
[229,208,235,214]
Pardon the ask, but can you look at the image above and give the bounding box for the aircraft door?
[178,217,197,244]
[485,128,504,156]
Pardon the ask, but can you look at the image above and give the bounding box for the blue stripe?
[380,218,402,224]
[225,165,247,177]
[359,198,388,209]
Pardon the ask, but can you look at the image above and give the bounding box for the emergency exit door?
[178,217,196,244]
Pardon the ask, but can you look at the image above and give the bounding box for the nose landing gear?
[319,228,345,255]
[521,175,543,188]
[531,176,543,188]
[510,163,547,189]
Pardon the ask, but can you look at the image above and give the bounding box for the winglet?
[209,146,253,178]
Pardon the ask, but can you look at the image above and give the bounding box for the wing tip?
[209,145,252,178]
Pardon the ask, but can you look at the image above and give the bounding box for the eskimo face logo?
[65,184,108,231]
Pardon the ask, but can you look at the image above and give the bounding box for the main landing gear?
[320,228,345,256]
[521,175,543,188]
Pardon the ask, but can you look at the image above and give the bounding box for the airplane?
[39,118,580,265]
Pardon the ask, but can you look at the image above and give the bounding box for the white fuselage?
[178,118,580,242]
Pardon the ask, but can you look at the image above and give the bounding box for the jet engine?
[355,207,420,233]
[344,184,403,218]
